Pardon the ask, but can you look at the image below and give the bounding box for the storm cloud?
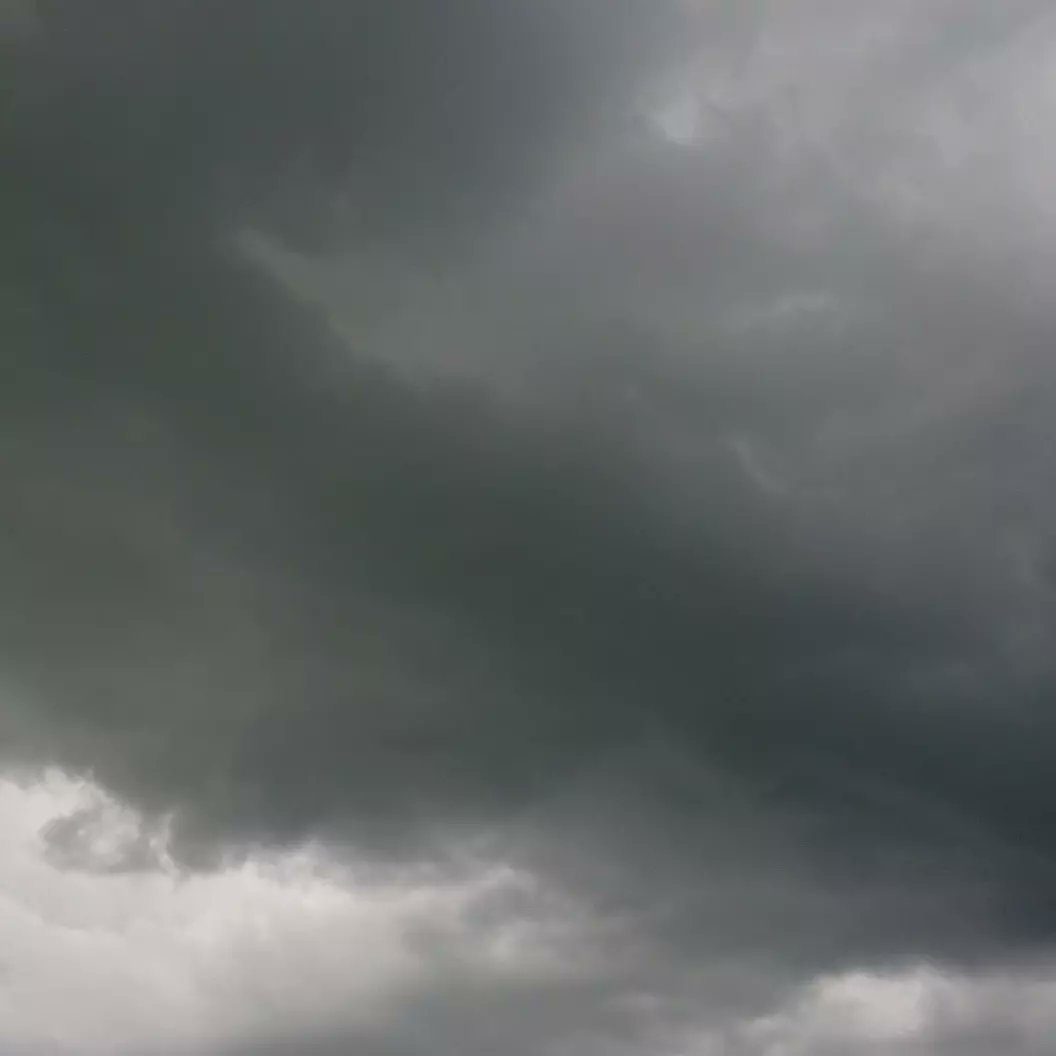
[5,2,1056,1054]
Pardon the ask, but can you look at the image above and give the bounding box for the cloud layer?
[5,2,1056,1053]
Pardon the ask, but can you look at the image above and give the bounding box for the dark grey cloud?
[6,2,1056,1054]
[9,0,684,248]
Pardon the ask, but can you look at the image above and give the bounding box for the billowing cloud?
[5,2,1056,1053]
[10,769,1055,1056]
[0,770,615,1055]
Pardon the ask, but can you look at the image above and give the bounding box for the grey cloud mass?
[5,2,1056,1054]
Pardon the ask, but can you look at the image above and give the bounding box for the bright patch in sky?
[0,770,595,1055]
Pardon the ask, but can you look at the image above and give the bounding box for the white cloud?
[731,961,1056,1055]
[0,769,599,1055]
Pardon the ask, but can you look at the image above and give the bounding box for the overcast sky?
[5,2,1056,1053]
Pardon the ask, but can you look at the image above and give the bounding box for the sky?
[4,2,1056,1053]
